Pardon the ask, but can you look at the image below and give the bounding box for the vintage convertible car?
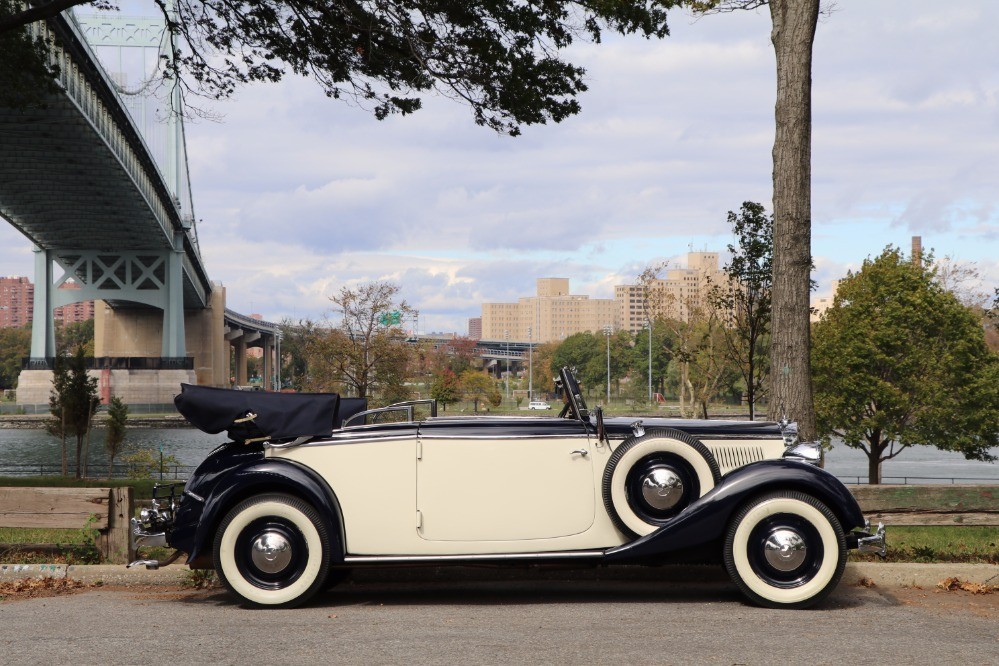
[131,367,885,609]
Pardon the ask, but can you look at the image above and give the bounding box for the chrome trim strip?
[417,434,591,441]
[343,550,606,564]
[183,490,204,503]
[290,435,419,447]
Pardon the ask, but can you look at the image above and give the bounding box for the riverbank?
[0,414,192,429]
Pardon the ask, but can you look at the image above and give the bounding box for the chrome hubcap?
[763,529,807,572]
[640,467,684,511]
[251,531,292,574]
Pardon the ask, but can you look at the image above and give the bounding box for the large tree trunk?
[766,0,819,441]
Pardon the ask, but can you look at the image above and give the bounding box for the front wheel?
[723,491,846,609]
[213,493,331,608]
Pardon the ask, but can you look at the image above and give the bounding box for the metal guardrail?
[0,463,196,481]
[836,475,999,485]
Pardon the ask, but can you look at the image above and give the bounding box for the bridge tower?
[8,10,226,408]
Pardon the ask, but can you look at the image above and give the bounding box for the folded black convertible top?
[175,384,342,443]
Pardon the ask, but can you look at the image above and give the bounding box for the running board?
[343,550,605,564]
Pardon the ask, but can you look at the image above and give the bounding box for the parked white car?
[528,400,551,410]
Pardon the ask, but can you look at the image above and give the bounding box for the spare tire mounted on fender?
[602,428,721,537]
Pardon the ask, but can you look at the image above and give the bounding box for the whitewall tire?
[602,429,721,537]
[723,491,846,609]
[213,494,331,608]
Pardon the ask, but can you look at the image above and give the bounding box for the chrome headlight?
[783,441,822,465]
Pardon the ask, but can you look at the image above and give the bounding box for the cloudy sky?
[1,0,996,334]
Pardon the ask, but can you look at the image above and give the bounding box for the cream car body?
[140,368,886,610]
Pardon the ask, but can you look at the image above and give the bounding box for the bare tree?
[303,281,413,402]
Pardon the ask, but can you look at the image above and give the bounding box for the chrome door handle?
[570,449,589,457]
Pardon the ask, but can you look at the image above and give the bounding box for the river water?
[1,427,997,483]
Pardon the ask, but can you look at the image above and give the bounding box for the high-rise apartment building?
[480,253,734,342]
[0,277,95,328]
[0,277,33,328]
[615,252,732,333]
[481,278,617,343]
[467,317,482,340]
[53,282,95,324]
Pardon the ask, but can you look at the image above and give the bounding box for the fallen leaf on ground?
[0,577,90,602]
[936,577,997,594]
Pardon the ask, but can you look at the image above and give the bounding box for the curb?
[4,561,997,589]
[0,563,188,586]
[843,562,999,588]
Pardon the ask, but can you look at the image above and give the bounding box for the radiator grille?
[707,444,766,475]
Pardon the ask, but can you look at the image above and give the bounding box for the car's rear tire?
[213,493,330,608]
[602,428,721,537]
[723,491,846,609]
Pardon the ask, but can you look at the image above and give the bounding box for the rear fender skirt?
[187,459,345,565]
[604,460,865,563]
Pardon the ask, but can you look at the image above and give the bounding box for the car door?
[416,418,595,542]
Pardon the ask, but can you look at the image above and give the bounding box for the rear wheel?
[723,491,846,609]
[213,493,330,608]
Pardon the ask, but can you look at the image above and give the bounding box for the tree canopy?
[2,0,676,134]
[812,247,999,484]
[0,324,31,390]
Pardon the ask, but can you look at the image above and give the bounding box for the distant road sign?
[379,311,402,326]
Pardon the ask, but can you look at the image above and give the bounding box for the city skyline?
[0,1,996,333]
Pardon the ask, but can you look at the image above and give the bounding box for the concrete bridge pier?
[223,313,280,390]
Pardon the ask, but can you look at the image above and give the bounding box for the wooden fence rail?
[0,486,135,563]
[849,484,999,526]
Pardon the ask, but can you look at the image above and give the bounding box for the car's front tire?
[723,491,846,609]
[213,493,330,608]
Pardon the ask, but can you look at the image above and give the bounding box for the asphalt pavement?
[0,563,996,665]
[2,560,998,589]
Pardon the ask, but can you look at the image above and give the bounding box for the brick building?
[0,277,95,328]
[0,276,33,328]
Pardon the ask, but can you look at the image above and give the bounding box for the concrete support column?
[29,247,55,359]
[262,336,273,391]
[275,335,281,390]
[235,339,248,386]
[162,233,186,358]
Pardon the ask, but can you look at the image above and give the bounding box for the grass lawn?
[850,526,998,565]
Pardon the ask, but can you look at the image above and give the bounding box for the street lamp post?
[647,317,652,404]
[528,327,533,401]
[604,325,611,404]
[504,330,510,400]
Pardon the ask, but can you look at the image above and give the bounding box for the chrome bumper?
[855,520,887,558]
[130,517,168,549]
[127,483,181,569]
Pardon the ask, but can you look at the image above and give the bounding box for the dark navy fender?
[174,458,346,567]
[604,460,865,562]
